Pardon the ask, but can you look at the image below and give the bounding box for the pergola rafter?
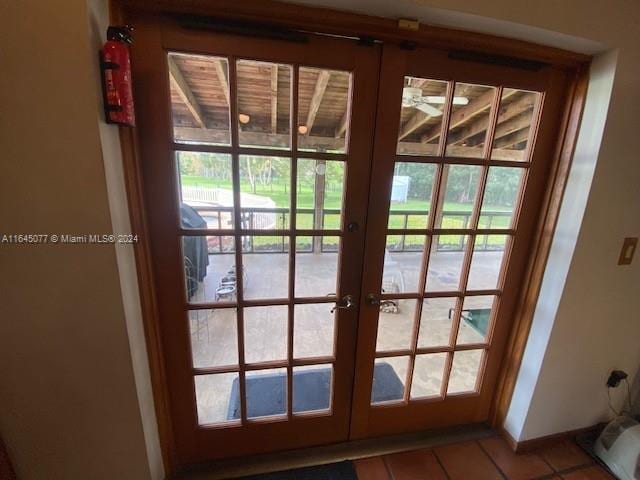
[303,70,331,135]
[168,56,206,129]
[448,93,535,146]
[421,88,518,144]
[168,56,536,160]
[270,65,278,133]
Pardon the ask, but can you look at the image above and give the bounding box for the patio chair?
[215,284,236,302]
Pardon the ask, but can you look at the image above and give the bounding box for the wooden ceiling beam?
[213,58,230,106]
[335,110,348,138]
[409,77,428,88]
[493,126,530,149]
[398,111,433,140]
[494,111,534,141]
[449,93,536,145]
[303,70,331,135]
[421,88,518,144]
[168,55,206,128]
[270,65,278,134]
[174,126,523,160]
[174,126,342,149]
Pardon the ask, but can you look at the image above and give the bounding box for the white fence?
[181,185,278,229]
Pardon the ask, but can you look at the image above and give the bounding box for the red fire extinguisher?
[100,26,135,126]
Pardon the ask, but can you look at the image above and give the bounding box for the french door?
[351,46,568,438]
[130,13,570,467]
[131,16,379,464]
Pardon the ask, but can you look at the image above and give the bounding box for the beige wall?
[0,0,159,478]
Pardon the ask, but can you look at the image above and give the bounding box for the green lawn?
[182,175,510,249]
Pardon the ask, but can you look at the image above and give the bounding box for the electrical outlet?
[607,370,628,388]
[618,237,638,265]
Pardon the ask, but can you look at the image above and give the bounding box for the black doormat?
[239,461,357,480]
[228,362,402,419]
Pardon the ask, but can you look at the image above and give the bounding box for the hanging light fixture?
[297,125,308,135]
[238,113,251,124]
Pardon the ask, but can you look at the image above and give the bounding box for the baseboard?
[499,423,606,453]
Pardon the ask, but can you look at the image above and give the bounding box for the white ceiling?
[285,0,605,55]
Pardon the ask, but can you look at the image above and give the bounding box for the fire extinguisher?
[100,26,135,126]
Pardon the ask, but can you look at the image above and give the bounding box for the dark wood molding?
[116,0,589,68]
[489,64,590,429]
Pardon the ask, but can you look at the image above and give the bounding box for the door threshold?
[173,423,495,479]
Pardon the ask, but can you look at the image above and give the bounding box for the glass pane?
[241,236,289,300]
[411,353,447,399]
[236,60,292,149]
[457,296,496,345]
[195,373,239,425]
[245,368,287,419]
[492,89,541,162]
[177,152,234,230]
[387,162,437,229]
[445,83,496,159]
[479,167,525,230]
[417,297,458,348]
[447,350,484,394]
[397,77,449,155]
[293,364,332,414]
[243,305,288,364]
[239,156,290,230]
[436,165,482,229]
[296,159,345,230]
[371,356,409,404]
[298,67,351,153]
[467,235,509,291]
[182,235,235,304]
[189,309,238,368]
[382,235,425,294]
[425,235,468,292]
[376,300,418,352]
[295,236,340,298]
[168,53,230,145]
[294,303,335,359]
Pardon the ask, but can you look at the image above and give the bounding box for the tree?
[393,163,435,203]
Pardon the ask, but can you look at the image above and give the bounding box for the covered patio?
[187,247,502,424]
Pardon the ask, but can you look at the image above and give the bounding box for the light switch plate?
[618,237,638,265]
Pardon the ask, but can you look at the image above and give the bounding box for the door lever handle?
[331,295,355,313]
[366,293,397,308]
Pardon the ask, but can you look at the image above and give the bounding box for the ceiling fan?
[401,87,469,117]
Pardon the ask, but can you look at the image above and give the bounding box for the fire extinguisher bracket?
[100,60,120,70]
[100,25,136,126]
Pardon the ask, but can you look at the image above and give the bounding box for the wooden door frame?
[112,0,590,474]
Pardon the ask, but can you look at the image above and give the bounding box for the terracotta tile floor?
[354,435,613,480]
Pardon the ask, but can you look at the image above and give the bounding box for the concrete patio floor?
[189,249,503,425]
